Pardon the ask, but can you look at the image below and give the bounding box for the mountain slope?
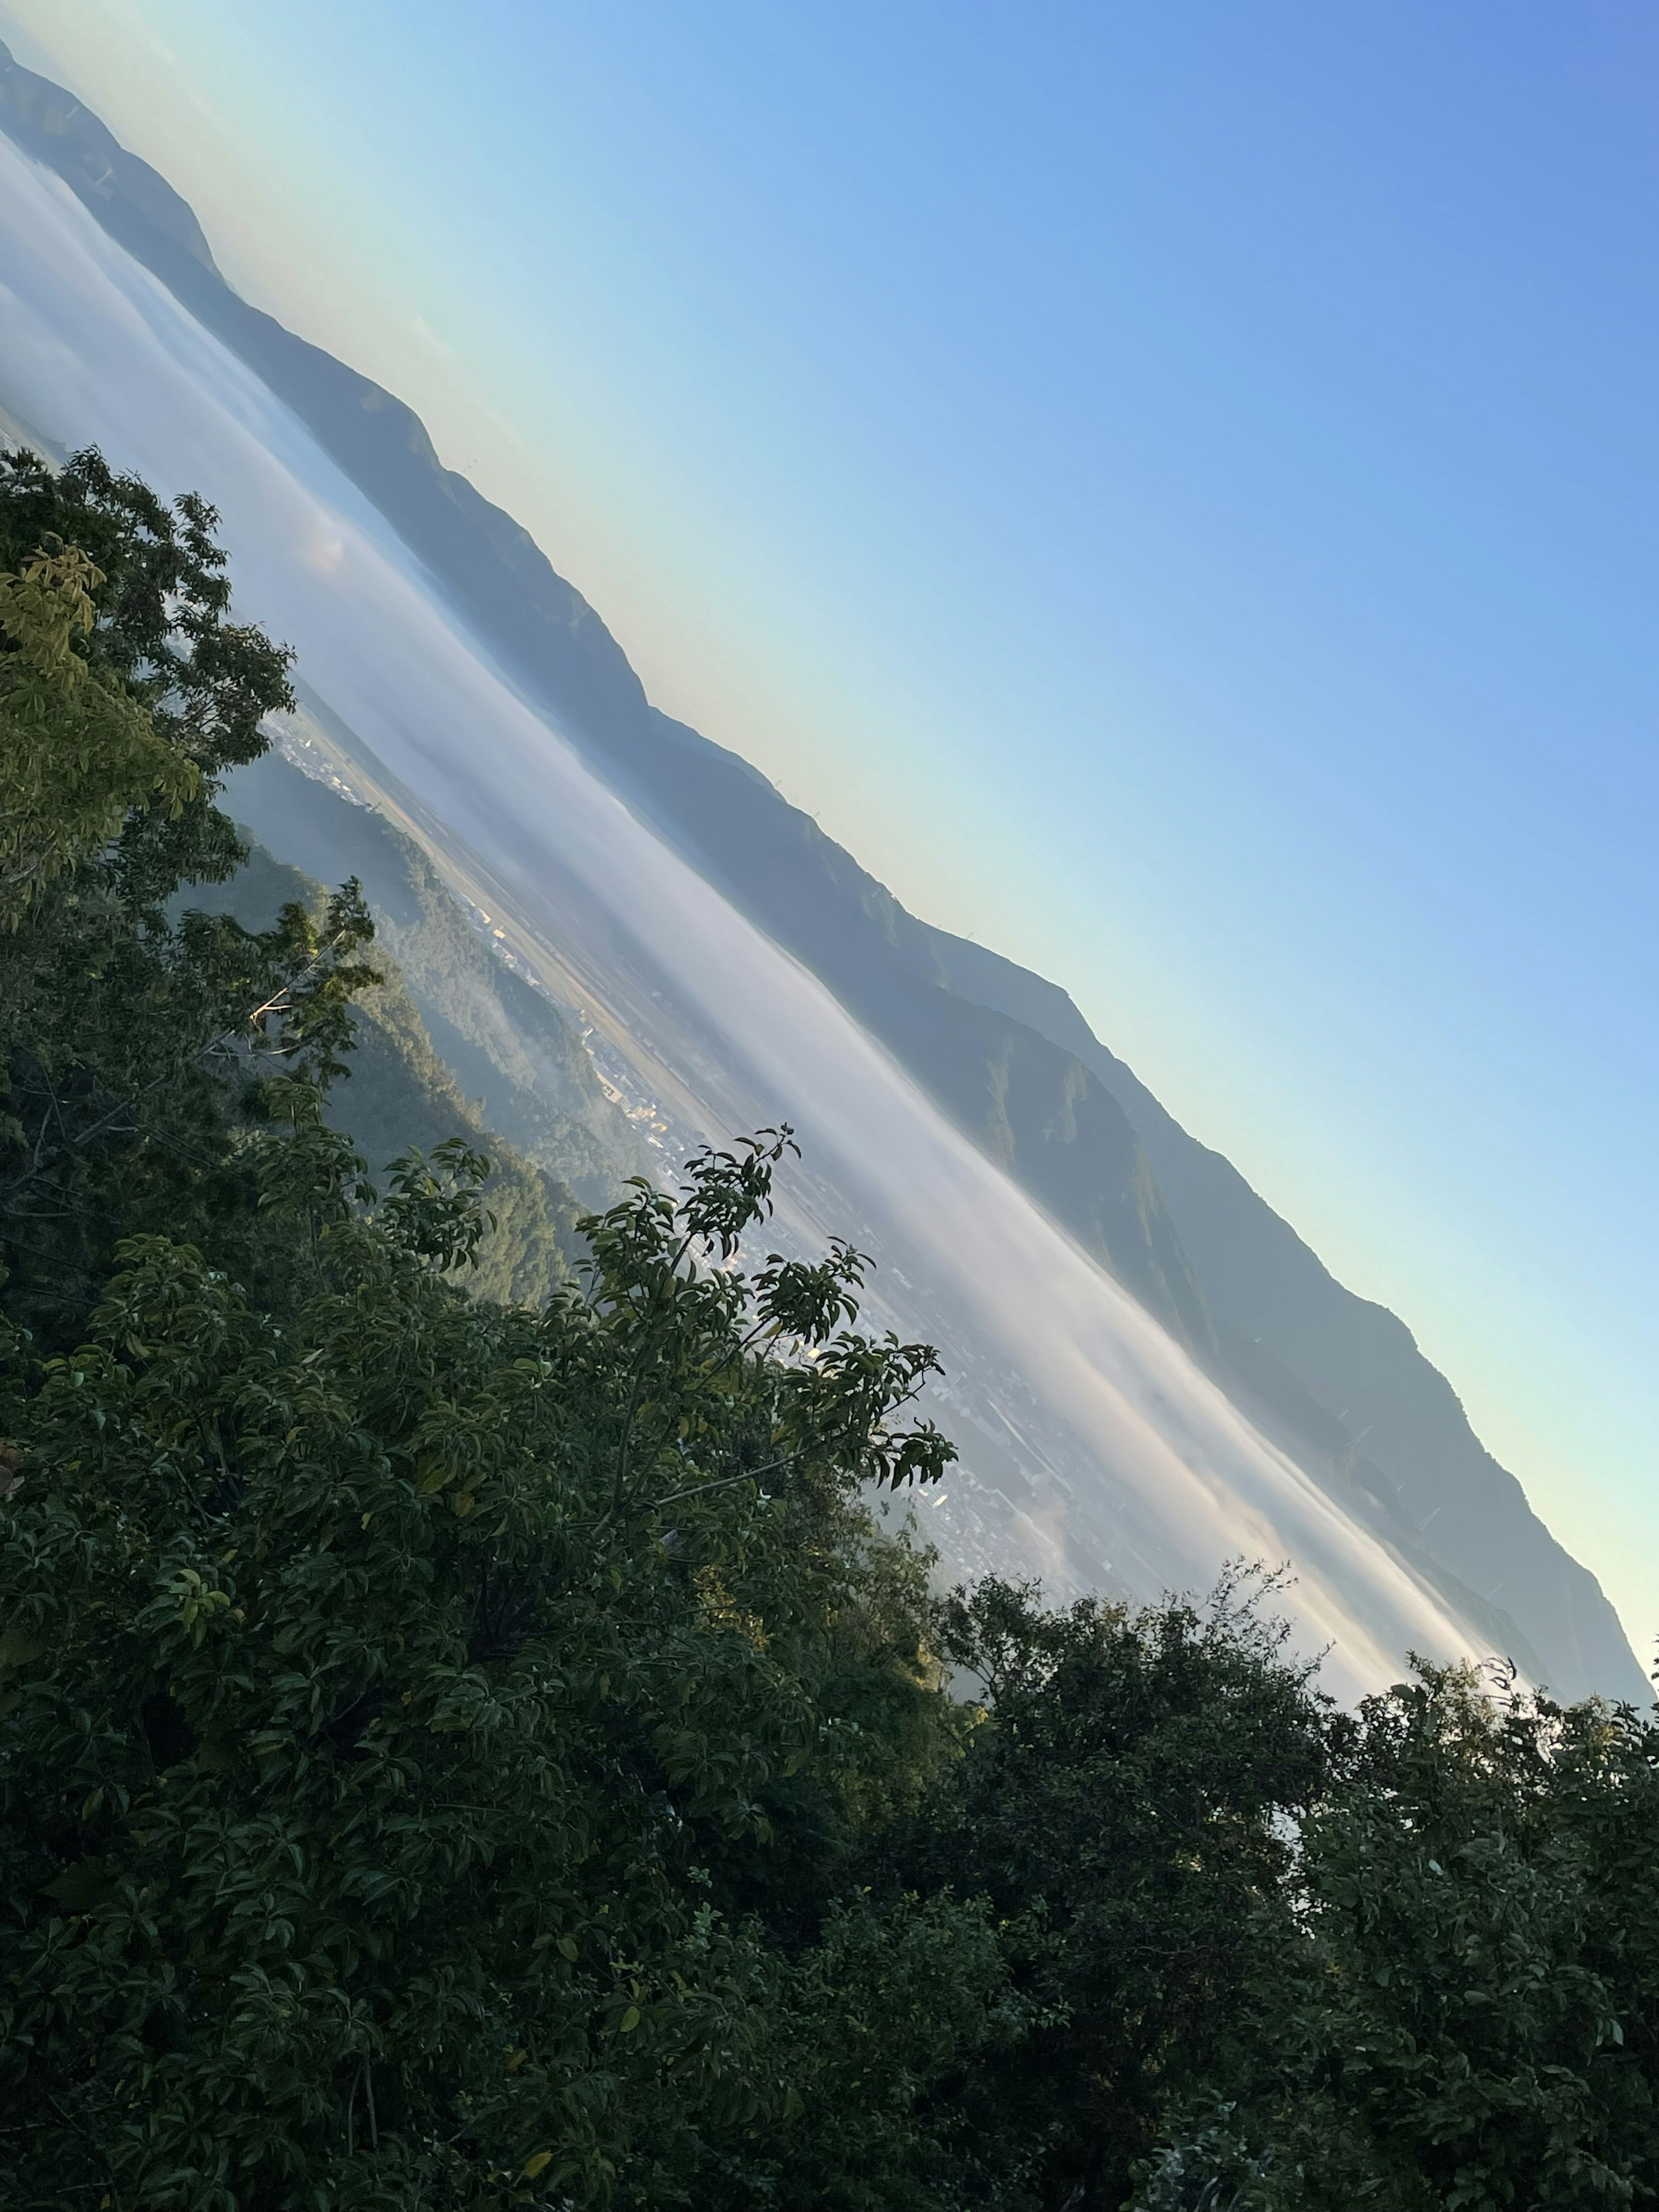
[0,38,1208,1349]
[213,742,652,1212]
[177,844,580,1308]
[223,721,1568,1693]
[918,930,1645,1700]
[2,40,1641,1697]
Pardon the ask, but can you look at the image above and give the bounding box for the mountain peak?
[0,36,220,279]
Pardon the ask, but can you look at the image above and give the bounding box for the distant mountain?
[910,930,1640,1700]
[2,37,1643,1700]
[0,41,1214,1355]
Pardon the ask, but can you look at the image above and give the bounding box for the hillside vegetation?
[4,452,1659,2211]
[175,837,582,1311]
[212,747,652,1217]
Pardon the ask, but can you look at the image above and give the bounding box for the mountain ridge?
[0,37,1641,1700]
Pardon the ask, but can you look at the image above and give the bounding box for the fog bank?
[0,136,1493,1696]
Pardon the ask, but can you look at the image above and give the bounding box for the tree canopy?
[2,452,1656,2211]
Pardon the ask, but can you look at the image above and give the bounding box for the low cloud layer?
[0,136,1491,1696]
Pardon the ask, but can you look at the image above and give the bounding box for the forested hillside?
[177,838,582,1309]
[211,749,653,1216]
[4,448,1659,2210]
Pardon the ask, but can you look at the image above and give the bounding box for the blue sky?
[6,0,1657,1663]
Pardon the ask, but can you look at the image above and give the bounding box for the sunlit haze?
[3,0,1656,1662]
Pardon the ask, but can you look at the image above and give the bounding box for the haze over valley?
[11,16,1659,2205]
[0,37,1645,1700]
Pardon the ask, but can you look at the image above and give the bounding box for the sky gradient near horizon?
[4,0,1657,1664]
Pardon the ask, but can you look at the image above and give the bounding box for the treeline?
[3,451,1658,2212]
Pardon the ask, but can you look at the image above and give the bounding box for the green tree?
[0,446,290,785]
[0,538,198,925]
[16,444,1655,2212]
[1,448,1017,2209]
[884,1570,1331,2211]
[0,1121,1001,2209]
[1137,1665,1659,2212]
[0,448,367,1342]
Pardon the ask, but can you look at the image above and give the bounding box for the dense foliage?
[2,456,1657,2210]
[0,445,366,1347]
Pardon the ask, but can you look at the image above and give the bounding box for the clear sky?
[5,0,1657,1667]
